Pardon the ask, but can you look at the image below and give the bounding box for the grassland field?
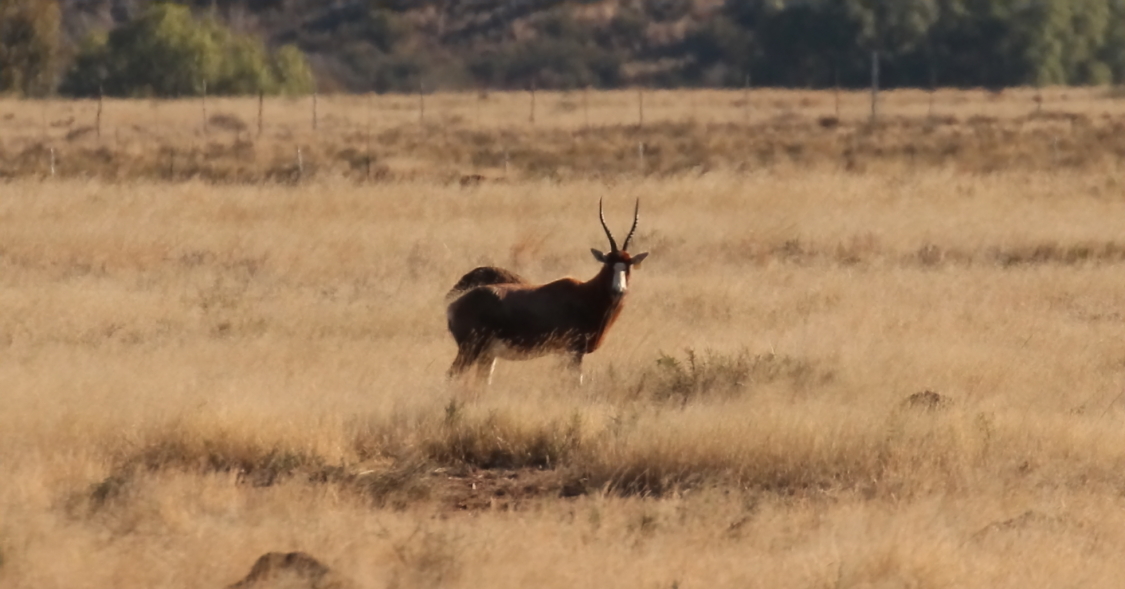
[4,88,1125,588]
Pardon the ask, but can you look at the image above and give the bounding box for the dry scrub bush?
[644,348,831,403]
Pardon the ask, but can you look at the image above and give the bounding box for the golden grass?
[5,90,1125,587]
[2,86,1125,180]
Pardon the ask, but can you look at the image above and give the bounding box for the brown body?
[446,200,649,382]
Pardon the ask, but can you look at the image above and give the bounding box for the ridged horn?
[621,199,640,251]
[598,197,619,253]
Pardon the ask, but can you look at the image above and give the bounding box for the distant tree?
[365,7,410,52]
[685,0,1122,89]
[1052,0,1111,84]
[271,44,314,92]
[680,14,754,86]
[1100,0,1125,82]
[605,6,648,52]
[0,0,60,96]
[643,0,693,23]
[469,35,621,90]
[461,7,625,90]
[755,0,864,87]
[849,0,939,55]
[972,0,1111,86]
[60,2,314,97]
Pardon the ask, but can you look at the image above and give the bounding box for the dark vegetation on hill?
[4,0,1125,96]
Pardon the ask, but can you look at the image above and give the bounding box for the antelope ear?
[631,252,649,266]
[591,249,607,263]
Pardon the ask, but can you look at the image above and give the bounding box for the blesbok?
[445,199,650,384]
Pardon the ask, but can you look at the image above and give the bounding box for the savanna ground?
[4,89,1125,588]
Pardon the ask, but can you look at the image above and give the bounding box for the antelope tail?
[446,266,526,300]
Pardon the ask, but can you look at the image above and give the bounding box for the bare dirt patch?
[429,466,586,511]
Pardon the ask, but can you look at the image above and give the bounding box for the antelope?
[445,199,650,384]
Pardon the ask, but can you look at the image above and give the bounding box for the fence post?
[744,73,751,124]
[366,93,373,182]
[475,85,483,128]
[869,51,879,124]
[583,86,590,130]
[637,88,644,129]
[834,67,840,118]
[202,80,208,135]
[928,65,936,120]
[96,85,103,140]
[49,147,56,178]
[529,81,536,125]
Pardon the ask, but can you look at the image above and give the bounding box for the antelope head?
[591,198,649,297]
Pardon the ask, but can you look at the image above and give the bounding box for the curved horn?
[621,199,640,251]
[599,197,619,252]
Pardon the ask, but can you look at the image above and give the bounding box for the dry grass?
[4,90,1125,587]
[2,86,1125,180]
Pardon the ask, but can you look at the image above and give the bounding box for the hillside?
[58,0,719,91]
[52,0,1125,93]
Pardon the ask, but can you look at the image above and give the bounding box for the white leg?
[471,357,497,387]
[486,358,497,385]
[567,352,585,386]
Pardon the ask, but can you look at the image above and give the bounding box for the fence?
[0,85,1115,182]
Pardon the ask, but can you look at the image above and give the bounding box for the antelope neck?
[585,262,627,301]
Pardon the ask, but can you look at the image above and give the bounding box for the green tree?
[848,0,939,55]
[754,0,863,87]
[366,8,410,52]
[271,44,315,93]
[60,2,314,97]
[0,0,60,96]
[1058,0,1111,84]
[691,0,1123,89]
[1100,0,1125,82]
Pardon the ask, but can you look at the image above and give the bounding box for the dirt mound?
[227,552,352,589]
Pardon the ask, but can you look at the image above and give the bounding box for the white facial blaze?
[611,262,627,294]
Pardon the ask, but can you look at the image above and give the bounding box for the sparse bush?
[647,348,829,403]
[425,409,582,469]
[105,420,327,488]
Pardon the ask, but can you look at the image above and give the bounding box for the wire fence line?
[0,86,1118,182]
